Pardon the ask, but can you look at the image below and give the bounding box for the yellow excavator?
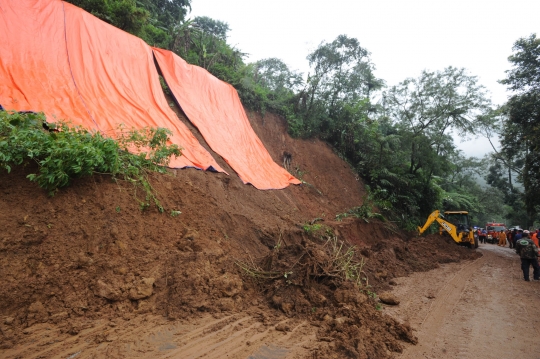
[418,210,478,248]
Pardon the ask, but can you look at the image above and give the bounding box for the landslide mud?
[0,112,480,358]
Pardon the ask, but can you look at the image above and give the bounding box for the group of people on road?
[475,227,540,281]
[496,228,540,281]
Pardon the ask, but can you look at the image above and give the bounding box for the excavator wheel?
[474,236,479,249]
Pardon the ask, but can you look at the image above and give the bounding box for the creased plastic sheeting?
[0,0,223,172]
[62,2,223,171]
[0,0,95,129]
[153,48,301,190]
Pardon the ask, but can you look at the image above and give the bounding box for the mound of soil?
[0,112,480,358]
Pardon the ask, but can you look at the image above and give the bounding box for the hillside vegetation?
[64,0,539,228]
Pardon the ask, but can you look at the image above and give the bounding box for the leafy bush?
[336,190,387,223]
[0,110,181,211]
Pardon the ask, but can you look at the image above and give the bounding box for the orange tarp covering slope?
[0,0,223,171]
[153,48,301,190]
[0,0,94,129]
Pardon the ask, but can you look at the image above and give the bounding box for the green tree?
[238,58,303,115]
[501,34,540,93]
[138,0,191,30]
[357,67,494,224]
[167,16,245,84]
[289,35,383,142]
[66,0,193,49]
[194,16,229,40]
[500,34,540,225]
[468,185,508,225]
[485,159,527,224]
[68,0,149,34]
[252,58,303,95]
[385,67,491,182]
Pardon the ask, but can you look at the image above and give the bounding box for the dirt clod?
[94,280,124,301]
[128,277,155,300]
[379,292,400,305]
[275,322,291,332]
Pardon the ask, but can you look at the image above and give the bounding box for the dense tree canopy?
[499,34,540,226]
[65,1,540,228]
[502,34,540,93]
[67,0,190,48]
[385,67,490,180]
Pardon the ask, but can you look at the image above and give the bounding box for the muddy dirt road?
[386,243,540,359]
[3,243,539,359]
[1,310,317,359]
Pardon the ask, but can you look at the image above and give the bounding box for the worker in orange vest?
[498,230,507,247]
[532,230,539,248]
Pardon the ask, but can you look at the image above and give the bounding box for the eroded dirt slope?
[0,112,480,358]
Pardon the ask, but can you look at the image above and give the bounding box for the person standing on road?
[515,230,540,281]
[480,228,487,244]
[513,229,522,248]
[531,230,539,248]
[507,229,514,249]
[497,230,507,247]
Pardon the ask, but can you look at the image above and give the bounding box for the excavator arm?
[434,217,460,243]
[417,210,441,235]
[418,210,466,245]
[418,210,476,248]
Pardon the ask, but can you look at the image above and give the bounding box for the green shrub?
[336,192,386,223]
[0,110,181,211]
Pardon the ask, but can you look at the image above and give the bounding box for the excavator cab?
[443,211,471,234]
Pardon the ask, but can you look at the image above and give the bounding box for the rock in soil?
[379,292,400,305]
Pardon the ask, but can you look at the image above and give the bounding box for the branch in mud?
[235,234,369,290]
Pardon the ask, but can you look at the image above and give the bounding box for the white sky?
[190,0,540,157]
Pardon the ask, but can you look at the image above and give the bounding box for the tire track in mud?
[3,321,109,359]
[163,315,259,358]
[399,255,485,358]
[160,316,313,359]
[1,313,315,359]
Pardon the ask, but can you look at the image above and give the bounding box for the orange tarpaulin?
[0,0,222,171]
[0,0,95,129]
[153,48,301,190]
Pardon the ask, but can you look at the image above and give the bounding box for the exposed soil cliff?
[0,111,480,358]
